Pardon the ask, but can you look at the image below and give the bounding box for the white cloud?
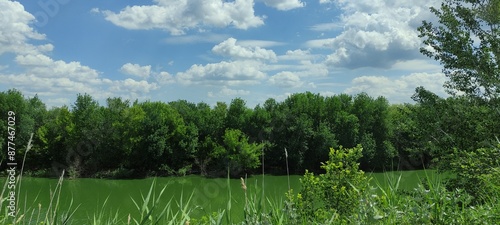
[236,39,285,48]
[390,59,442,72]
[0,2,160,107]
[110,78,158,93]
[310,22,342,31]
[45,97,72,107]
[320,91,336,97]
[209,86,250,97]
[309,0,440,69]
[345,72,448,102]
[262,0,305,10]
[153,71,175,85]
[212,38,277,61]
[3,52,160,103]
[220,86,250,96]
[278,49,315,61]
[269,49,329,77]
[176,60,266,86]
[0,0,46,55]
[90,8,100,14]
[269,71,303,88]
[15,54,100,82]
[120,63,151,78]
[101,0,264,35]
[305,38,335,48]
[15,54,53,67]
[267,92,293,102]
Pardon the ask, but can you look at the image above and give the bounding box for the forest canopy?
[0,89,498,178]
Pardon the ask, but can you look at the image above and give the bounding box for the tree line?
[1,88,497,178]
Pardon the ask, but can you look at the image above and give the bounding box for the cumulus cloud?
[345,72,448,102]
[152,71,175,85]
[176,60,266,86]
[3,53,159,102]
[15,54,100,82]
[269,71,303,88]
[267,49,329,77]
[262,0,305,10]
[120,63,151,78]
[308,0,440,69]
[0,1,159,107]
[278,49,315,61]
[0,0,47,55]
[212,38,277,61]
[101,0,264,35]
[109,78,158,93]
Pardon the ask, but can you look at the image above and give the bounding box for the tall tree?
[418,0,500,99]
[70,93,104,177]
[99,97,132,171]
[38,106,74,175]
[132,101,187,174]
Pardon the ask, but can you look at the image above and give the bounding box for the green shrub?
[288,145,369,223]
[443,145,500,204]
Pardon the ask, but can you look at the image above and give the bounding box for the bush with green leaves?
[288,144,369,223]
[442,145,500,204]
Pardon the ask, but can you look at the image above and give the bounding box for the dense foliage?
[284,145,500,225]
[0,90,391,177]
[0,87,498,179]
[418,0,500,204]
[289,145,369,222]
[419,0,500,99]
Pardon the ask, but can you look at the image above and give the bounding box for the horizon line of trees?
[0,88,498,178]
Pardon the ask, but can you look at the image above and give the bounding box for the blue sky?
[0,0,448,108]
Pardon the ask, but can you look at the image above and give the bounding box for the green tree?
[211,102,228,142]
[246,104,272,143]
[303,122,338,171]
[418,0,500,99]
[120,103,146,172]
[37,106,74,175]
[278,92,332,172]
[216,129,263,176]
[69,93,104,177]
[25,95,48,171]
[387,104,427,170]
[411,87,497,165]
[0,90,41,171]
[131,101,186,175]
[325,94,358,149]
[225,98,251,131]
[352,93,396,170]
[98,97,132,172]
